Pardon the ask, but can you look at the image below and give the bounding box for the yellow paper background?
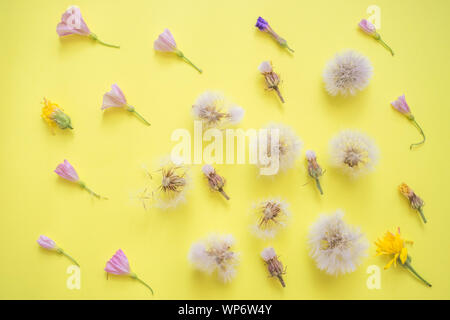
[0,0,449,299]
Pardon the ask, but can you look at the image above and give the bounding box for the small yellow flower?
[41,98,73,131]
[375,227,412,269]
[398,183,427,223]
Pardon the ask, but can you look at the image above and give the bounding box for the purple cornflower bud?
[255,17,294,52]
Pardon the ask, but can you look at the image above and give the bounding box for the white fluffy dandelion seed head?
[261,247,277,261]
[251,197,290,239]
[308,210,368,276]
[188,234,239,282]
[192,91,244,128]
[257,123,303,173]
[202,164,215,176]
[323,50,373,96]
[329,129,379,177]
[228,106,245,124]
[153,156,190,210]
[258,61,273,74]
[305,150,316,161]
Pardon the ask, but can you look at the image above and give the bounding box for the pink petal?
[102,84,127,110]
[154,28,177,52]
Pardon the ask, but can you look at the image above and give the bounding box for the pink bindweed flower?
[202,164,229,200]
[358,19,394,56]
[37,235,80,266]
[391,94,426,149]
[101,84,150,126]
[305,150,324,195]
[57,5,119,48]
[154,29,202,73]
[105,249,154,295]
[54,160,106,199]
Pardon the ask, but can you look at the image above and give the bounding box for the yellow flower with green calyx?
[375,228,431,287]
[41,98,73,131]
[375,227,411,269]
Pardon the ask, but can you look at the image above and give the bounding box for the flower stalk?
[89,33,120,48]
[402,257,432,287]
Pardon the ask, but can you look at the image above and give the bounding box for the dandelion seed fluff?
[308,210,368,276]
[192,91,244,128]
[257,123,303,173]
[188,234,239,282]
[251,197,290,239]
[329,129,378,177]
[323,50,373,96]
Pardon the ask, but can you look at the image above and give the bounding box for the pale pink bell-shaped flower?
[358,18,394,56]
[154,29,202,73]
[391,94,426,149]
[57,6,91,36]
[37,235,80,266]
[54,160,106,199]
[56,6,120,48]
[101,84,150,126]
[391,94,411,115]
[37,235,56,250]
[101,84,127,110]
[104,249,131,275]
[54,159,80,182]
[105,249,154,294]
[358,19,376,35]
[154,29,177,52]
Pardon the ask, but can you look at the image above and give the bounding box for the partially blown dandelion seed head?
[323,50,373,96]
[192,91,244,128]
[257,123,303,173]
[329,130,378,177]
[251,198,290,239]
[188,234,239,282]
[308,210,368,276]
[153,157,190,209]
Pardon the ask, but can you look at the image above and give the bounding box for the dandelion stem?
[132,274,154,295]
[57,248,80,267]
[377,37,394,56]
[219,189,230,200]
[417,207,427,224]
[402,260,432,287]
[277,275,286,287]
[315,178,323,195]
[274,87,285,103]
[410,119,426,149]
[132,110,151,126]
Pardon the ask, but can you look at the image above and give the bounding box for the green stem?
[131,110,151,126]
[81,183,107,199]
[417,207,427,224]
[219,188,230,200]
[315,178,323,195]
[284,44,295,53]
[89,33,120,48]
[178,52,202,73]
[377,36,394,56]
[410,119,426,149]
[402,260,432,287]
[131,274,154,295]
[57,248,80,267]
